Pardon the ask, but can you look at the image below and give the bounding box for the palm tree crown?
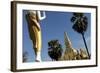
[71,13,88,34]
[48,40,63,61]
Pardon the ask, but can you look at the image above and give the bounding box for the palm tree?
[70,13,90,59]
[48,40,63,61]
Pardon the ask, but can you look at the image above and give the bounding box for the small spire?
[64,32,72,49]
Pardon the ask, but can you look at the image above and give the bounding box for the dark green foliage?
[48,40,63,61]
[71,13,88,34]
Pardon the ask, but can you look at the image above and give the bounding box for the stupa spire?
[64,32,72,49]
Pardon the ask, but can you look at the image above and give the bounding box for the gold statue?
[26,11,46,62]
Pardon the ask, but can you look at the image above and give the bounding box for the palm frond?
[71,16,76,22]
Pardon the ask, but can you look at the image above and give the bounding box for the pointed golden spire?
[64,32,72,49]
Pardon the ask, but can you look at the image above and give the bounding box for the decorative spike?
[64,32,72,49]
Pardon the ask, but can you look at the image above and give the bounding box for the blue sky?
[23,10,91,62]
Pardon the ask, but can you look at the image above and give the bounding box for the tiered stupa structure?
[63,32,77,60]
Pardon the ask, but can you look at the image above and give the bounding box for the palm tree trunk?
[81,33,90,59]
